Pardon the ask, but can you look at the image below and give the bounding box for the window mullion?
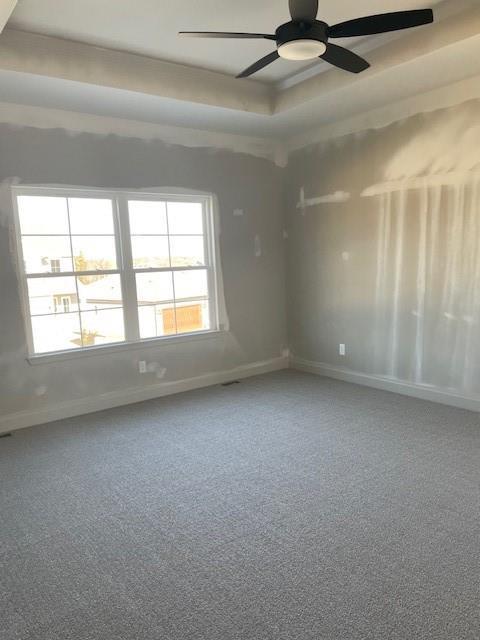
[165,202,178,335]
[116,195,140,342]
[204,198,218,331]
[66,197,85,347]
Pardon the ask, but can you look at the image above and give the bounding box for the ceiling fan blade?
[321,43,370,74]
[179,31,276,40]
[289,0,318,22]
[328,9,433,38]
[236,50,280,79]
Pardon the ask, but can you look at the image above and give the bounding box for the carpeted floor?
[1,370,480,639]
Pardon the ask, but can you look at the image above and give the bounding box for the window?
[13,188,219,356]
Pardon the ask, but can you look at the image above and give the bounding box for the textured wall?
[286,100,480,397]
[0,126,287,419]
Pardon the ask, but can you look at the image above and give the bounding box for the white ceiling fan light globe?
[277,39,327,61]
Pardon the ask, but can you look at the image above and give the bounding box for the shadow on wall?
[289,100,480,396]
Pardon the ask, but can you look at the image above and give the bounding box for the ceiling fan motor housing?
[276,20,328,60]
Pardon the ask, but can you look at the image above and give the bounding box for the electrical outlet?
[339,344,346,356]
[138,360,147,374]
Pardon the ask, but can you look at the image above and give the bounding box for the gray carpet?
[1,370,480,640]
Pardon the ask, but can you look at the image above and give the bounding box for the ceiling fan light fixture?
[180,1,434,77]
[277,38,326,60]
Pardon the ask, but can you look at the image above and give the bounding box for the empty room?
[1,0,480,638]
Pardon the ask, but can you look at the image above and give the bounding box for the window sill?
[27,329,225,366]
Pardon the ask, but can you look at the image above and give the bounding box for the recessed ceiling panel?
[9,0,446,82]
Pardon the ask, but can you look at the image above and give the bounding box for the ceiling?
[0,0,479,147]
[9,0,446,83]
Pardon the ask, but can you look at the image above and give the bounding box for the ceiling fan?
[179,1,433,78]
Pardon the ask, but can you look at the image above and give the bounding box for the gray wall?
[3,96,479,424]
[286,99,480,398]
[0,125,287,419]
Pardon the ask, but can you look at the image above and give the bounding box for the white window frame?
[12,185,222,362]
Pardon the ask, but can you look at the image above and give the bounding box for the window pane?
[129,201,167,235]
[21,236,73,274]
[136,272,174,305]
[77,274,123,311]
[72,236,117,271]
[68,198,114,234]
[173,269,208,301]
[80,309,125,346]
[31,313,82,353]
[131,236,169,269]
[167,202,203,235]
[138,303,176,339]
[17,196,69,235]
[27,276,78,316]
[169,236,205,267]
[175,300,210,335]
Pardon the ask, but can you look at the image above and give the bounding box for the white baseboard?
[0,356,288,434]
[290,357,480,413]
